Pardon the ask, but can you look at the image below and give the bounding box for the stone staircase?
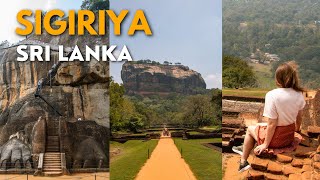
[42,153,62,176]
[42,119,62,176]
[222,115,246,153]
[46,136,60,152]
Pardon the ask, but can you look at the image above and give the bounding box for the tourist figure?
[233,61,305,172]
[162,127,169,137]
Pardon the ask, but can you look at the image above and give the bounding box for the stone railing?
[61,153,69,175]
[35,153,44,175]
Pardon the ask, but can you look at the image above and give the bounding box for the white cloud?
[46,0,57,10]
[113,49,121,59]
[0,0,57,43]
[204,73,222,89]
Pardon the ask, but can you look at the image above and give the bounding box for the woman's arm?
[254,118,278,155]
[263,118,278,147]
[295,110,303,132]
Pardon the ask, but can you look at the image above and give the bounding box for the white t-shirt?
[263,88,306,126]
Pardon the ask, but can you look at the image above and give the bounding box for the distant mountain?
[223,0,320,88]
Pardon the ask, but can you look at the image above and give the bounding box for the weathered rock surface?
[121,62,206,95]
[0,138,32,169]
[31,117,46,154]
[0,11,110,171]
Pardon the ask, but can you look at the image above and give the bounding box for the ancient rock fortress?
[0,14,109,175]
[121,62,206,95]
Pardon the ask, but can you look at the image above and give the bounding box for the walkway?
[135,138,196,180]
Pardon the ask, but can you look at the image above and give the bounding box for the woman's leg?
[241,125,258,163]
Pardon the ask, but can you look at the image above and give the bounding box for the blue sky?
[1,0,222,89]
[110,0,222,89]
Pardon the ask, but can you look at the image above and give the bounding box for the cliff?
[121,62,206,95]
[0,11,109,171]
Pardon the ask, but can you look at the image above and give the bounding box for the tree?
[223,56,257,88]
[110,80,125,131]
[211,89,222,126]
[0,40,10,48]
[81,0,109,11]
[182,95,213,128]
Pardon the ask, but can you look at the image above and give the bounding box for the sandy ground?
[0,172,109,180]
[223,153,253,180]
[135,137,196,180]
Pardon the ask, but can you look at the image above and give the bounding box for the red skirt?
[255,123,295,149]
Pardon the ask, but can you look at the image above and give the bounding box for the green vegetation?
[223,88,269,98]
[110,140,158,180]
[81,0,109,10]
[174,138,222,180]
[223,0,320,89]
[223,56,257,88]
[200,126,221,132]
[110,79,222,132]
[110,81,145,133]
[249,63,276,89]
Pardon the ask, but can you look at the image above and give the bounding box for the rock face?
[121,62,206,95]
[0,11,109,171]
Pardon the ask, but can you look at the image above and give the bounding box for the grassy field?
[249,63,276,89]
[200,126,221,131]
[174,138,222,180]
[223,88,270,98]
[110,140,158,180]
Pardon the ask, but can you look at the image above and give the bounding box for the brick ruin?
[223,90,320,179]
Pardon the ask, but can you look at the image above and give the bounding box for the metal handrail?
[37,153,44,171]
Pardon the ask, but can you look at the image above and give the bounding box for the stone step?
[47,135,59,138]
[46,144,59,146]
[44,162,61,164]
[45,153,61,155]
[43,163,61,165]
[44,155,60,158]
[46,150,60,152]
[46,143,59,148]
[44,157,61,160]
[44,158,60,160]
[44,163,61,166]
[222,134,233,141]
[44,152,61,156]
[307,126,320,138]
[43,165,61,168]
[44,160,61,163]
[46,145,59,147]
[47,142,59,145]
[43,168,62,171]
[44,153,60,156]
[43,172,62,176]
[43,171,62,174]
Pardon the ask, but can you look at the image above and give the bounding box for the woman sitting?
[233,61,306,172]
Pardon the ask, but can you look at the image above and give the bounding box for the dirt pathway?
[223,153,253,180]
[135,138,196,180]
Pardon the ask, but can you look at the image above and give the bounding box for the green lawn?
[110,140,159,180]
[200,126,221,131]
[223,88,270,98]
[249,63,276,89]
[174,138,222,180]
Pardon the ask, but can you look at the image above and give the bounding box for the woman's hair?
[275,61,304,92]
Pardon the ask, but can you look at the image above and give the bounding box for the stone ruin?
[0,15,109,176]
[223,90,320,179]
[222,96,264,152]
